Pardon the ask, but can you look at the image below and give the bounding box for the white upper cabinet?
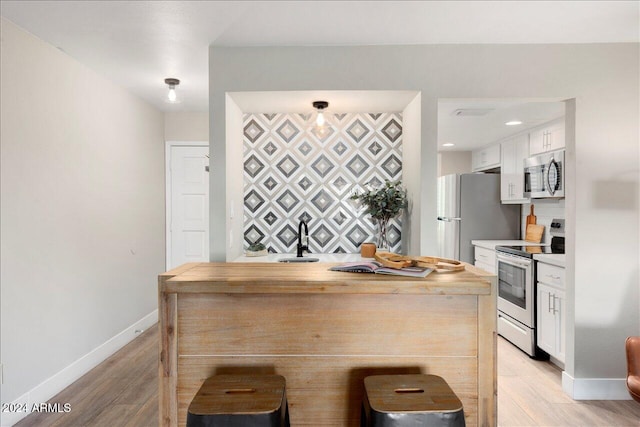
[500,134,529,203]
[529,118,565,155]
[472,144,501,172]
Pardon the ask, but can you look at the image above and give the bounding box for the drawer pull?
[225,388,256,394]
[395,388,425,394]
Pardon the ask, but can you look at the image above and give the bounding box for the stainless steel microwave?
[524,150,564,198]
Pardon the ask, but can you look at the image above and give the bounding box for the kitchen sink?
[278,257,320,263]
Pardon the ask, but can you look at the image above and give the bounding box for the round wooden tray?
[374,251,465,273]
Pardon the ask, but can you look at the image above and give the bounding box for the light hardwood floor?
[15,324,640,426]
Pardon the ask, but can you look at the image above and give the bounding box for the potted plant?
[350,180,408,251]
[246,242,268,257]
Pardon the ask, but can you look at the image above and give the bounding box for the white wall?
[164,112,209,142]
[225,95,244,261]
[438,151,472,176]
[0,17,165,417]
[209,43,639,398]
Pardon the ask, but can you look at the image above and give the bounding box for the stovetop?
[495,244,564,258]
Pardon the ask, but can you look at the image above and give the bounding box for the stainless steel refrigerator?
[437,173,520,263]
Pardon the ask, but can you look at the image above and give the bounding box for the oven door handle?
[497,254,532,268]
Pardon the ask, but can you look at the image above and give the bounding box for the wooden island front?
[159,262,496,427]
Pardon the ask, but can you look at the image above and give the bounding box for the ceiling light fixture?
[165,78,180,103]
[442,143,455,147]
[312,100,329,126]
[505,120,522,126]
[309,100,333,138]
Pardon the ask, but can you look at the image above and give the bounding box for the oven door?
[497,252,534,328]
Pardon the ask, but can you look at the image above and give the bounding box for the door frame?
[165,140,209,269]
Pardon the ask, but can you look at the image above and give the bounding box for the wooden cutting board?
[526,205,537,225]
[525,224,544,243]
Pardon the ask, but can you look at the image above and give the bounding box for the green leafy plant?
[247,242,266,252]
[350,180,408,223]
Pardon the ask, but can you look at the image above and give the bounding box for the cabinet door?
[513,135,529,199]
[474,260,495,275]
[500,139,516,201]
[547,121,566,152]
[472,144,501,171]
[529,119,565,155]
[501,134,529,203]
[537,284,556,355]
[554,289,566,363]
[529,128,546,155]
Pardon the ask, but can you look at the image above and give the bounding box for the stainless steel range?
[495,219,565,357]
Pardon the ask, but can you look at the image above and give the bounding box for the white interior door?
[168,144,209,269]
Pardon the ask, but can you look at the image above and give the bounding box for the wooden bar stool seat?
[362,374,465,427]
[187,374,290,427]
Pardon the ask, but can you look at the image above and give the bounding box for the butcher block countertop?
[161,261,493,295]
[159,262,497,427]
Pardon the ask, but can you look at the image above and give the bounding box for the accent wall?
[242,112,403,254]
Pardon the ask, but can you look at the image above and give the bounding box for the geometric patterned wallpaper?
[243,112,403,254]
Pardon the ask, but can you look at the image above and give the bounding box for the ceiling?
[229,90,419,113]
[1,1,637,114]
[438,99,566,151]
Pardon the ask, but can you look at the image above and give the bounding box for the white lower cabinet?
[536,263,566,363]
[474,246,496,274]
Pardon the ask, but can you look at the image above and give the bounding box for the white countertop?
[233,253,367,263]
[471,240,548,250]
[533,254,566,268]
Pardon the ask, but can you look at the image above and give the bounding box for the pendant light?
[165,78,180,103]
[309,100,333,139]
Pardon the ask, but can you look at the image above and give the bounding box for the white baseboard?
[1,310,158,427]
[562,371,632,400]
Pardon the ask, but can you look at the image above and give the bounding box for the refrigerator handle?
[437,216,462,222]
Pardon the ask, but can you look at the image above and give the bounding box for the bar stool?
[361,374,465,427]
[187,374,290,427]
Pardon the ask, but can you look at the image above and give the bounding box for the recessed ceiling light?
[442,143,455,147]
[505,120,522,126]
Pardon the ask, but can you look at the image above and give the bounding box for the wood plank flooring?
[15,324,640,426]
[15,325,158,427]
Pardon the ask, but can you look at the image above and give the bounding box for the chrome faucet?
[296,220,309,257]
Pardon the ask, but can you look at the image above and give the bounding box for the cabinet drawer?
[474,247,496,266]
[537,262,565,289]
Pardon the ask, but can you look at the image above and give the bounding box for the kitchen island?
[158,262,496,426]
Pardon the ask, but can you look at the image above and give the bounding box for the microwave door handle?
[546,160,554,196]
[547,158,559,196]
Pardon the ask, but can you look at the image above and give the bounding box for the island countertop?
[159,262,497,427]
[161,261,493,295]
